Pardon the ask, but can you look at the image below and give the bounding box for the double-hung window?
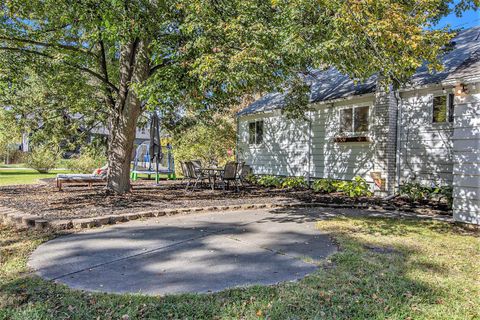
[339,106,370,135]
[248,120,263,145]
[432,94,454,123]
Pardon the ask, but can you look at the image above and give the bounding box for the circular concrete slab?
[29,208,337,295]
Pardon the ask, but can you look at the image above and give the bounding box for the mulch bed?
[0,179,451,221]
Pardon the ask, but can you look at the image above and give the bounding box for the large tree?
[1,0,476,193]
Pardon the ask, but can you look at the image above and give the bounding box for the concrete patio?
[28,208,338,295]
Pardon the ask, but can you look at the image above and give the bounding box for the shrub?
[399,181,433,202]
[312,178,338,193]
[26,145,60,173]
[256,175,283,188]
[336,176,372,198]
[244,173,258,184]
[173,118,236,173]
[65,146,107,173]
[281,176,307,189]
[400,181,453,208]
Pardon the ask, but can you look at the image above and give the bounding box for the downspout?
[235,115,240,163]
[307,110,313,185]
[394,90,402,194]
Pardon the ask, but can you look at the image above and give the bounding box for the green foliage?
[281,77,312,120]
[312,178,339,193]
[335,176,372,198]
[256,175,283,188]
[433,185,454,209]
[173,117,236,171]
[281,176,307,189]
[0,108,22,162]
[244,173,258,184]
[252,174,372,197]
[25,145,60,173]
[65,146,107,174]
[399,181,432,202]
[400,181,453,208]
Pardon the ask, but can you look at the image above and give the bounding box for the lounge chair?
[56,166,108,191]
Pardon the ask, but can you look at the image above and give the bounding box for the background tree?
[0,56,107,153]
[1,0,476,193]
[0,108,22,164]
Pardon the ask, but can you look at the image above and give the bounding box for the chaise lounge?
[56,166,108,191]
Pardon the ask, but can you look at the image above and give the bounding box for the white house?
[237,27,480,225]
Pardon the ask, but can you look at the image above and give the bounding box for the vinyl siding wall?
[309,96,376,183]
[237,112,310,177]
[397,87,455,186]
[452,84,480,225]
[238,95,380,187]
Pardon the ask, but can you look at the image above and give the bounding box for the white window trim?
[337,104,371,137]
[431,93,454,125]
[248,120,264,146]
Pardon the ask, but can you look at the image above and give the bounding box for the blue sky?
[435,8,479,29]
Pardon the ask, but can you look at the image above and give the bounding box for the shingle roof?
[238,26,480,116]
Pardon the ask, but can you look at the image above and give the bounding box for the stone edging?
[0,202,455,231]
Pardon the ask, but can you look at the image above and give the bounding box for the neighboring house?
[237,26,480,225]
[90,124,150,146]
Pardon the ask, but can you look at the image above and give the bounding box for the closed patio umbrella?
[149,112,163,184]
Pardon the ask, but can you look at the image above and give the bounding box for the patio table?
[200,168,225,190]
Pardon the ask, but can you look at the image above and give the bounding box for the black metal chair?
[221,162,239,191]
[186,161,209,191]
[235,161,245,187]
[181,161,193,191]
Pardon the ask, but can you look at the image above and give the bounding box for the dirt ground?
[0,179,452,221]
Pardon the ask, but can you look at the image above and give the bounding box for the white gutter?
[394,90,402,193]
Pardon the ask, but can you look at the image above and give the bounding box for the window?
[339,106,370,135]
[433,94,454,123]
[248,120,263,145]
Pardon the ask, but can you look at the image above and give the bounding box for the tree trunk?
[106,40,150,194]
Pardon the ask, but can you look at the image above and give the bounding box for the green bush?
[65,146,107,173]
[173,118,236,172]
[281,176,307,189]
[399,181,432,202]
[26,145,60,173]
[257,175,283,188]
[336,176,372,198]
[400,182,453,208]
[244,173,258,184]
[433,185,453,209]
[312,178,339,193]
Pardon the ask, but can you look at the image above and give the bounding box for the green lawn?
[0,167,70,186]
[0,217,478,319]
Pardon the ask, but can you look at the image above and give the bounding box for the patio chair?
[221,162,239,191]
[186,161,209,191]
[180,161,193,190]
[235,161,245,187]
[191,160,202,175]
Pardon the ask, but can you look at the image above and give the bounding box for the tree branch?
[98,39,117,108]
[0,46,119,92]
[0,36,96,56]
[149,60,173,76]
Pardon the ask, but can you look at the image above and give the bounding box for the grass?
[0,217,478,319]
[0,163,28,169]
[0,163,177,186]
[0,166,70,186]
